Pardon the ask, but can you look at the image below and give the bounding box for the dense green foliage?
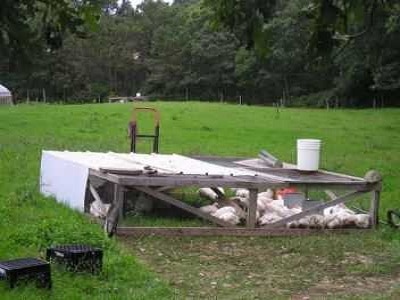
[0,103,399,298]
[0,0,104,65]
[1,0,400,106]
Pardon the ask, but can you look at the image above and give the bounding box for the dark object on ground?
[46,244,103,274]
[387,210,400,228]
[0,258,51,289]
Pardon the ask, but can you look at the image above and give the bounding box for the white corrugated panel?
[40,151,89,211]
[44,151,144,171]
[40,151,259,211]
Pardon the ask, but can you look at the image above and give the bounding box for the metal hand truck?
[128,107,160,153]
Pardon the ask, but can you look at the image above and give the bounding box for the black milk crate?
[0,258,51,289]
[46,244,103,274]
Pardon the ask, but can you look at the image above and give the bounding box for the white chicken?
[212,206,236,216]
[90,199,111,218]
[234,188,250,199]
[265,200,299,218]
[199,203,219,214]
[198,187,224,201]
[354,214,370,228]
[256,195,274,213]
[258,189,274,199]
[258,212,281,225]
[211,206,240,225]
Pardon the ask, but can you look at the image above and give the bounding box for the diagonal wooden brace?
[263,190,366,228]
[135,186,234,227]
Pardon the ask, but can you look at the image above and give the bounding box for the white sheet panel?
[40,151,89,211]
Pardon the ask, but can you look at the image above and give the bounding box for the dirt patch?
[293,274,400,299]
[120,234,400,299]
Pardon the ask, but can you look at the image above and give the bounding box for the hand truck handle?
[130,107,160,127]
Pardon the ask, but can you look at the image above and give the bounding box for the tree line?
[1,0,399,107]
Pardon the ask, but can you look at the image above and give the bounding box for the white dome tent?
[0,84,12,105]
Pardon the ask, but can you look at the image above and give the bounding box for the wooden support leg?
[115,185,125,220]
[84,182,91,214]
[304,186,309,200]
[247,189,258,228]
[370,189,381,229]
[104,184,124,236]
[9,273,16,289]
[364,170,382,229]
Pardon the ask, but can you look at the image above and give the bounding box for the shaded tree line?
[1,0,399,107]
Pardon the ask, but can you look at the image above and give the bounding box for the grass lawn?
[0,102,399,299]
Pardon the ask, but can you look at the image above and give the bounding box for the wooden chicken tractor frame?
[86,156,382,237]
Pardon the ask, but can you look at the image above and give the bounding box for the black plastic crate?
[46,244,103,274]
[0,258,51,289]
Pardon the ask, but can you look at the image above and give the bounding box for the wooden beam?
[247,189,258,228]
[99,167,143,176]
[114,184,125,220]
[288,182,371,190]
[103,183,124,236]
[135,186,234,227]
[89,184,102,203]
[366,171,382,229]
[264,190,366,228]
[115,174,284,189]
[156,186,174,192]
[324,190,337,200]
[115,227,369,237]
[281,161,366,181]
[370,189,381,229]
[89,169,122,184]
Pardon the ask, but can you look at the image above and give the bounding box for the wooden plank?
[116,174,284,189]
[264,190,366,228]
[91,164,376,192]
[254,169,365,184]
[99,167,143,175]
[370,189,381,229]
[89,156,372,189]
[114,184,125,220]
[89,169,122,184]
[156,186,174,192]
[238,170,367,187]
[135,186,234,227]
[324,190,337,200]
[282,161,366,181]
[116,227,369,237]
[234,158,366,182]
[103,183,124,236]
[289,183,370,190]
[318,169,366,182]
[247,189,258,228]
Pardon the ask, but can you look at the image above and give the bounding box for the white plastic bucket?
[297,139,321,171]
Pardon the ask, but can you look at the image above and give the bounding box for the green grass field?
[0,102,399,299]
